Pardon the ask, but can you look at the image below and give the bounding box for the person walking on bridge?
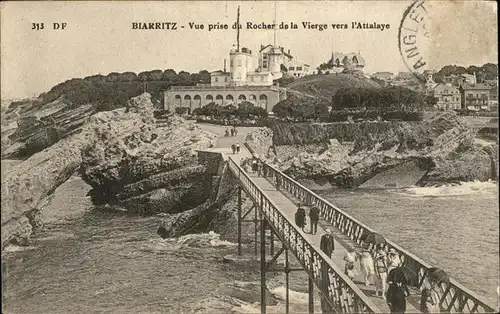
[374,245,389,299]
[236,143,240,154]
[294,203,306,232]
[320,229,335,258]
[320,229,335,314]
[308,205,320,234]
[231,143,236,154]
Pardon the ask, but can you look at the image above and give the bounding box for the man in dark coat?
[309,205,320,234]
[294,204,306,231]
[320,228,335,313]
[387,282,407,313]
[320,229,335,258]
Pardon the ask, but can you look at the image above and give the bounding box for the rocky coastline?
[247,112,498,188]
[1,95,497,249]
[1,94,231,249]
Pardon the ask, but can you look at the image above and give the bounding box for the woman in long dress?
[359,244,376,286]
[344,247,359,280]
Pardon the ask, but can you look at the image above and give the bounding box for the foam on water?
[141,231,236,253]
[3,245,37,252]
[401,180,498,197]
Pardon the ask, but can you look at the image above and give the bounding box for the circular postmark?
[398,0,431,80]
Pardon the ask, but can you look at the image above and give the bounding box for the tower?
[229,6,252,86]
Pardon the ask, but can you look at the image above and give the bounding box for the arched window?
[192,95,201,108]
[174,95,182,106]
[352,56,358,64]
[238,95,246,101]
[184,95,191,100]
[205,95,214,105]
[215,94,224,105]
[249,94,257,101]
[226,94,234,101]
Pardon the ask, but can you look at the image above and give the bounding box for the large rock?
[264,112,497,187]
[1,131,89,249]
[79,93,218,213]
[1,93,222,248]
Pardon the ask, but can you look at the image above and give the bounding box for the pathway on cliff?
[199,123,422,313]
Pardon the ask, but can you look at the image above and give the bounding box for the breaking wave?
[401,180,498,197]
[140,231,236,253]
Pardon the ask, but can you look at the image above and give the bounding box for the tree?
[273,99,296,119]
[163,69,177,81]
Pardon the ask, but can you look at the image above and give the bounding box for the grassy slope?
[287,73,381,100]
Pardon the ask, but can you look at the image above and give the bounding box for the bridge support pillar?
[260,214,267,314]
[285,248,290,314]
[254,206,258,255]
[309,277,314,313]
[237,186,242,256]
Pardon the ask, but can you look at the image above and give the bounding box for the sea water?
[2,158,499,312]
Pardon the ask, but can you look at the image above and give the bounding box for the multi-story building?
[429,83,461,110]
[459,84,491,111]
[164,8,286,113]
[328,52,365,73]
[489,85,498,110]
[258,44,310,78]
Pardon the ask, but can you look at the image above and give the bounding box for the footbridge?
[204,138,496,313]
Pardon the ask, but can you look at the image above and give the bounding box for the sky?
[1,0,498,99]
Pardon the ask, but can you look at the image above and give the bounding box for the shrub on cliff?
[332,86,427,110]
[328,110,423,122]
[273,98,329,121]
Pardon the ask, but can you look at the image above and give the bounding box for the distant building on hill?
[371,72,395,81]
[258,44,310,78]
[428,83,461,110]
[488,85,498,110]
[459,83,491,111]
[328,52,365,73]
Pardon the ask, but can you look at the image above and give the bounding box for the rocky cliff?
[1,98,96,159]
[2,93,226,249]
[248,112,497,187]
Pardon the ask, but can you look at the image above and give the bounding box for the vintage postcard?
[1,1,498,313]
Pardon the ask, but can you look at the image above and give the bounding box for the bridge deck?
[217,145,421,313]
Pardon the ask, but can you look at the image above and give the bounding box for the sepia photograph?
[1,1,498,313]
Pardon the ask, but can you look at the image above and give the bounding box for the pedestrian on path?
[236,143,240,154]
[387,282,407,313]
[233,126,238,136]
[230,128,235,137]
[251,158,258,173]
[360,244,376,287]
[420,278,441,313]
[257,160,263,177]
[225,128,230,137]
[344,247,359,280]
[374,245,388,299]
[320,229,335,258]
[387,248,402,277]
[309,205,320,234]
[294,203,306,232]
[231,143,236,154]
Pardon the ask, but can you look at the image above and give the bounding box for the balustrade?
[227,157,379,313]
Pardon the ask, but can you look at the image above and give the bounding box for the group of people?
[292,202,443,313]
[294,203,320,234]
[344,244,442,313]
[225,126,238,137]
[231,143,240,154]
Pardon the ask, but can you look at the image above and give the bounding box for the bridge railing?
[227,156,381,313]
[250,146,496,313]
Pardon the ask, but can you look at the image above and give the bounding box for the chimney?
[224,59,227,72]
